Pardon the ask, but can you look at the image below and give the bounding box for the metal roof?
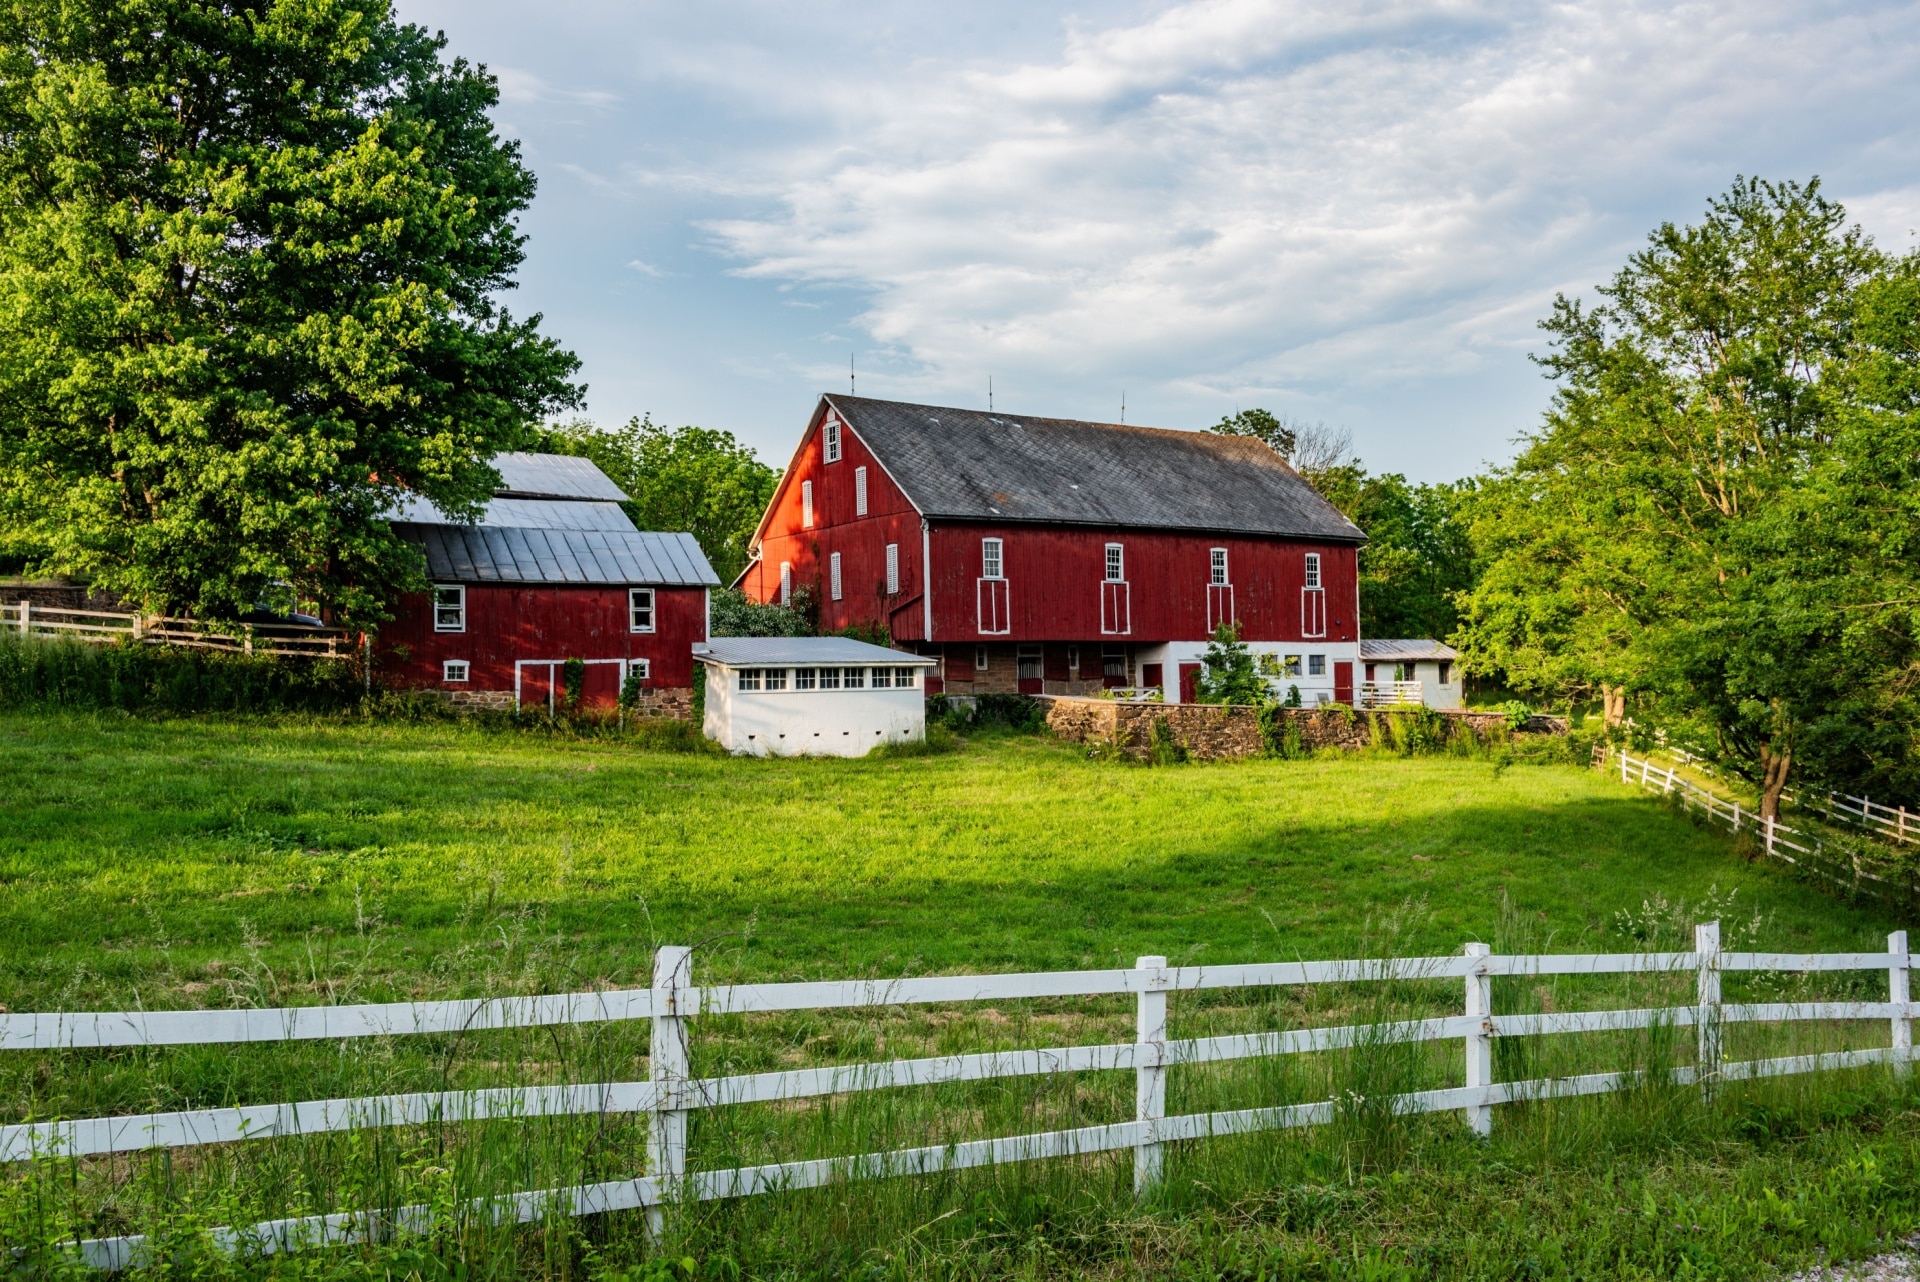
[490,452,629,501]
[387,494,637,532]
[1359,639,1459,661]
[694,638,937,667]
[819,396,1364,543]
[399,526,719,586]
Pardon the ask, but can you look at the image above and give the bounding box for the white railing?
[6,931,1915,1270]
[0,602,354,659]
[1599,747,1910,902]
[1358,680,1423,708]
[1824,790,1919,848]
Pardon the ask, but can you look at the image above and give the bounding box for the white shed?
[694,638,938,757]
[1358,639,1463,710]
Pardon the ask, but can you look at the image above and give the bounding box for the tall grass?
[4,899,1917,1279]
[0,634,363,715]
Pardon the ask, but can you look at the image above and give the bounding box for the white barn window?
[885,543,899,594]
[855,466,868,515]
[795,667,817,690]
[433,585,465,632]
[830,551,843,601]
[1304,552,1321,589]
[842,666,865,689]
[738,668,762,692]
[982,538,1003,579]
[764,668,788,690]
[1211,548,1228,585]
[824,416,841,463]
[1105,544,1124,582]
[802,481,814,528]
[974,645,989,670]
[628,588,654,633]
[780,561,793,604]
[443,659,469,682]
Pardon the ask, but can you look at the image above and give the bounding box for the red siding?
[380,584,708,704]
[924,524,1357,644]
[743,407,928,639]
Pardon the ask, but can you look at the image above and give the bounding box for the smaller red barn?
[379,453,718,714]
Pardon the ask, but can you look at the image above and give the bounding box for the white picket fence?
[0,602,355,659]
[1824,790,1919,848]
[1601,747,1911,901]
[4,931,1916,1270]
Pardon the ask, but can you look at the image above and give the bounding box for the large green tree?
[1458,178,1912,814]
[0,0,580,621]
[539,416,778,586]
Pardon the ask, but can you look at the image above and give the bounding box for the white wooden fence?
[1358,680,1424,709]
[4,931,1914,1270]
[1823,790,1919,848]
[1,602,355,659]
[1600,746,1912,903]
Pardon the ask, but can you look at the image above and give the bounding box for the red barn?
[737,397,1365,703]
[379,453,718,714]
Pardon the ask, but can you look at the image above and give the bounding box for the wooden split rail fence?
[3,931,1915,1270]
[1,602,355,659]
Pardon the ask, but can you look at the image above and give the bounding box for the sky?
[398,0,1920,483]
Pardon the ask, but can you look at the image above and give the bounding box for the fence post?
[1134,954,1169,1195]
[1665,766,1676,796]
[17,600,28,636]
[1463,942,1493,1136]
[1764,815,1775,860]
[1892,930,1912,1082]
[648,944,693,1236]
[1731,801,1741,834]
[1621,749,1629,785]
[1696,921,1721,1099]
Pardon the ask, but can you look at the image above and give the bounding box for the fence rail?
[5,929,1915,1270]
[1,602,355,659]
[1823,790,1919,847]
[1358,680,1424,709]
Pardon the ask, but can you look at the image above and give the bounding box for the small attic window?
[824,417,842,463]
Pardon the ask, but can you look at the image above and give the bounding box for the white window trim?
[885,543,900,594]
[628,587,655,634]
[802,480,814,528]
[1304,552,1321,590]
[1105,543,1125,583]
[824,417,842,463]
[974,645,989,671]
[981,537,1004,580]
[829,551,843,601]
[433,584,465,633]
[855,466,868,515]
[631,658,649,680]
[1211,547,1229,587]
[443,659,469,683]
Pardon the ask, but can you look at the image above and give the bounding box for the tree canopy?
[537,416,778,586]
[0,0,580,622]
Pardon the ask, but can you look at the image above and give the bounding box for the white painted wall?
[703,665,926,757]
[1141,640,1362,705]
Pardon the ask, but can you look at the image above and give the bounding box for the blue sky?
[400,0,1920,482]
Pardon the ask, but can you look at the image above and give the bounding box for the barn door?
[1017,645,1043,695]
[1301,588,1326,638]
[1179,663,1202,704]
[1333,660,1354,706]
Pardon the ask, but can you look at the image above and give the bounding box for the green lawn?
[0,713,1898,1011]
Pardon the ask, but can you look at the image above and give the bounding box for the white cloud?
[494,67,620,109]
[700,0,1920,407]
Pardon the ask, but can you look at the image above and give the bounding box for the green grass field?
[2,712,1918,1281]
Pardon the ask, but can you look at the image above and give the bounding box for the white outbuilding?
[694,638,938,757]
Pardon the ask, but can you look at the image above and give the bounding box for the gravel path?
[1788,1238,1920,1282]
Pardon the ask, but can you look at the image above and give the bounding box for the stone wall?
[628,686,695,720]
[435,686,695,719]
[1042,696,1568,762]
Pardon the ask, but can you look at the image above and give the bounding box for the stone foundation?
[626,686,694,719]
[442,688,516,712]
[431,686,695,719]
[1043,696,1568,762]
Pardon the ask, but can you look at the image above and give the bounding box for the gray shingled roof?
[399,526,719,586]
[1360,639,1459,661]
[490,452,629,501]
[824,396,1364,542]
[694,638,937,667]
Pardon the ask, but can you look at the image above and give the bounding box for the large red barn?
[379,453,718,714]
[737,397,1365,703]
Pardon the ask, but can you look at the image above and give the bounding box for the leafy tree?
[1208,408,1297,459]
[540,417,777,585]
[1196,621,1267,705]
[1311,467,1478,640]
[0,1,581,622]
[1458,177,1894,816]
[708,586,810,638]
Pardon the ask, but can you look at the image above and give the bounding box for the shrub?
[928,692,1046,734]
[1258,704,1309,759]
[0,633,363,715]
[1146,715,1188,765]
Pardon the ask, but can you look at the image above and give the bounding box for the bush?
[0,633,363,715]
[1258,704,1308,759]
[927,692,1046,734]
[708,587,811,637]
[1146,715,1188,765]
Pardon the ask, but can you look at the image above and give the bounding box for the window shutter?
[830,552,843,601]
[802,481,814,527]
[885,543,899,594]
[855,466,868,515]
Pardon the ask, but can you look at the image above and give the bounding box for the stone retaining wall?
[1042,696,1567,762]
[436,686,695,719]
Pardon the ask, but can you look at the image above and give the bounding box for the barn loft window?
[885,543,899,594]
[443,659,469,683]
[981,538,1003,580]
[1304,552,1321,589]
[829,552,843,601]
[738,668,762,692]
[824,416,842,463]
[1211,548,1228,585]
[1105,544,1125,582]
[628,588,655,633]
[802,481,814,528]
[855,466,868,515]
[780,562,793,604]
[433,585,465,633]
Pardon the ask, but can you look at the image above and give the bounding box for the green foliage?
[1259,705,1309,759]
[0,1,581,623]
[619,666,647,710]
[1146,715,1188,765]
[1459,176,1920,803]
[1310,466,1479,640]
[707,587,811,638]
[1206,406,1297,458]
[0,634,363,714]
[561,657,585,709]
[1499,700,1534,732]
[539,416,777,585]
[830,619,891,648]
[928,692,1046,734]
[1195,621,1266,705]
